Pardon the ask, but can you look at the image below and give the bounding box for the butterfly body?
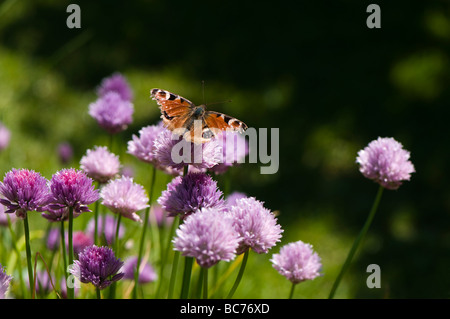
[151,88,247,143]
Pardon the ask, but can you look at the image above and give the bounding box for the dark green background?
[1,0,449,298]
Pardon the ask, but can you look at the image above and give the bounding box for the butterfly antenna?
[201,80,206,104]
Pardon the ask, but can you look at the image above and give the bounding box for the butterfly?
[151,88,248,143]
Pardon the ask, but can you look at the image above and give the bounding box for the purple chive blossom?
[96,73,133,102]
[122,256,157,283]
[0,169,50,218]
[0,264,12,299]
[70,245,124,290]
[153,129,222,172]
[210,131,249,175]
[127,123,182,175]
[271,240,322,284]
[0,122,11,152]
[89,92,134,135]
[100,176,148,223]
[47,168,99,214]
[356,137,415,190]
[127,122,165,164]
[86,215,124,246]
[80,146,121,183]
[230,197,283,255]
[158,173,226,219]
[58,142,73,165]
[173,208,240,268]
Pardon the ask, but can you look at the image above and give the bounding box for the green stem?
[133,165,156,299]
[288,282,296,299]
[168,250,180,299]
[156,215,178,298]
[94,182,100,245]
[96,287,101,299]
[226,250,250,299]
[203,267,208,299]
[23,212,34,299]
[180,257,194,299]
[68,207,74,299]
[7,215,25,297]
[114,214,122,257]
[60,221,67,285]
[328,185,384,299]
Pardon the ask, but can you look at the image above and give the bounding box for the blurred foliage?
[0,0,450,298]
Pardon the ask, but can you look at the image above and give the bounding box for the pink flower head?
[356,137,415,190]
[173,208,240,268]
[229,197,283,254]
[47,168,99,214]
[100,176,149,222]
[89,92,134,134]
[0,169,50,218]
[80,146,120,183]
[271,240,322,284]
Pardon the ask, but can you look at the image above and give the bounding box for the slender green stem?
[133,165,156,299]
[328,185,384,299]
[288,282,296,299]
[114,214,122,257]
[180,257,194,299]
[94,182,100,245]
[23,212,34,299]
[68,207,74,299]
[168,250,180,299]
[195,267,204,299]
[203,267,208,299]
[60,221,67,284]
[7,215,25,297]
[96,288,101,299]
[226,250,250,299]
[156,215,178,298]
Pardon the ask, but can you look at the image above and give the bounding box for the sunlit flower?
[356,137,415,190]
[158,173,225,219]
[47,168,99,214]
[80,146,120,183]
[100,176,148,222]
[173,208,240,268]
[0,169,50,218]
[230,197,283,254]
[89,92,134,134]
[271,240,322,284]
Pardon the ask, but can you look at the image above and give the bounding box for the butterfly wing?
[150,88,195,131]
[204,111,248,133]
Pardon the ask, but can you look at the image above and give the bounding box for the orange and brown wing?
[150,88,194,130]
[204,111,248,133]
